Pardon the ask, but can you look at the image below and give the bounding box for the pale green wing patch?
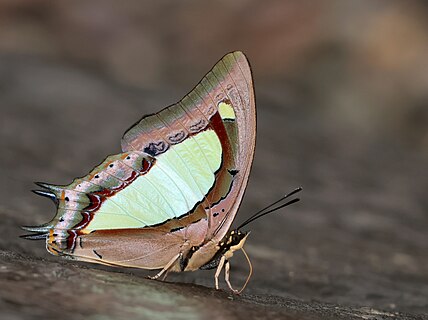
[85,129,222,231]
[218,101,236,121]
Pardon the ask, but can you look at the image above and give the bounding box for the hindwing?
[25,51,256,265]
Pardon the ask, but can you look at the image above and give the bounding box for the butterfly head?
[219,230,250,258]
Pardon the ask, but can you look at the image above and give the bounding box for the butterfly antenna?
[237,187,302,229]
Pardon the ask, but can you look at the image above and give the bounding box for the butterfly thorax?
[181,229,249,271]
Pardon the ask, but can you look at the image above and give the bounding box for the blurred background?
[1,1,427,319]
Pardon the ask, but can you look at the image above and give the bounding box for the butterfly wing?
[121,51,256,242]
[25,51,256,269]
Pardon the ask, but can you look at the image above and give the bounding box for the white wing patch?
[85,129,222,231]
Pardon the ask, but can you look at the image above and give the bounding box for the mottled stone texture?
[1,1,428,319]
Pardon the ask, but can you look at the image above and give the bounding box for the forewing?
[25,51,256,268]
[121,51,256,241]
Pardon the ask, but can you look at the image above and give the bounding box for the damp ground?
[1,55,427,320]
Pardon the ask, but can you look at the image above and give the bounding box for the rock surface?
[1,1,428,319]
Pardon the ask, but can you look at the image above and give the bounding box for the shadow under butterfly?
[22,51,301,294]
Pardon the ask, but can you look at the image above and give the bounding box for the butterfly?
[22,51,300,293]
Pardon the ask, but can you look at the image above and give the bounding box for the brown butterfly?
[22,51,300,293]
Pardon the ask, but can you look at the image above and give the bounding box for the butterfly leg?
[214,255,226,290]
[224,260,239,294]
[161,271,169,281]
[149,252,181,281]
